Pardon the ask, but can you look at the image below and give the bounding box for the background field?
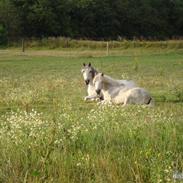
[0,47,183,182]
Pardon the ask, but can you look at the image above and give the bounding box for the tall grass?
[0,50,183,182]
[7,37,183,50]
[0,105,182,183]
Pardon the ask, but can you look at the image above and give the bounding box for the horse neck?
[90,69,98,84]
[93,69,98,77]
[103,75,120,88]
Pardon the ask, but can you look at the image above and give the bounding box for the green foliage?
[0,0,183,41]
[0,24,7,45]
[0,0,21,41]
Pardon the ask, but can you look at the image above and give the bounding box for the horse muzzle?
[85,80,90,85]
[96,89,101,95]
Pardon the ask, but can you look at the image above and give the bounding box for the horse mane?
[103,75,122,87]
[91,67,98,78]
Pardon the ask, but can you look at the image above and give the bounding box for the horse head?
[81,63,97,85]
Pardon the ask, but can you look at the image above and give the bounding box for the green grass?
[0,48,183,183]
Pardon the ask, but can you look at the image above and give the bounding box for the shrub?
[0,24,7,45]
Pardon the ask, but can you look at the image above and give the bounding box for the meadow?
[0,45,183,183]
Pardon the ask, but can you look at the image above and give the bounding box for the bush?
[0,24,7,45]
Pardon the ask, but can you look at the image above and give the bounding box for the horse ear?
[101,73,104,76]
[88,62,91,67]
[83,63,86,66]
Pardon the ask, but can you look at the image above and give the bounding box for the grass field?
[0,47,183,183]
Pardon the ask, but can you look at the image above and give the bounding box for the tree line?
[0,0,183,44]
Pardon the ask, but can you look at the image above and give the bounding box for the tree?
[0,0,183,42]
[0,24,7,45]
[0,0,21,43]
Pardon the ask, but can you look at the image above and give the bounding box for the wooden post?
[106,41,109,56]
[22,38,25,52]
[66,39,69,48]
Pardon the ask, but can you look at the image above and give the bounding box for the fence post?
[106,41,109,56]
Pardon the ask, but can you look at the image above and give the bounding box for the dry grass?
[1,46,183,59]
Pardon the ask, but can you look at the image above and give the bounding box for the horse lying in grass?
[81,63,103,101]
[93,73,153,106]
[81,63,136,101]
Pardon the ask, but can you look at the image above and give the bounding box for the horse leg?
[84,96,90,101]
[84,96,93,101]
[84,95,98,101]
[122,97,129,107]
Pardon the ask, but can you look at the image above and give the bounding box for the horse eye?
[89,71,92,73]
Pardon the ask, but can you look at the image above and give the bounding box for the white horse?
[81,63,137,101]
[81,63,102,101]
[93,73,153,106]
